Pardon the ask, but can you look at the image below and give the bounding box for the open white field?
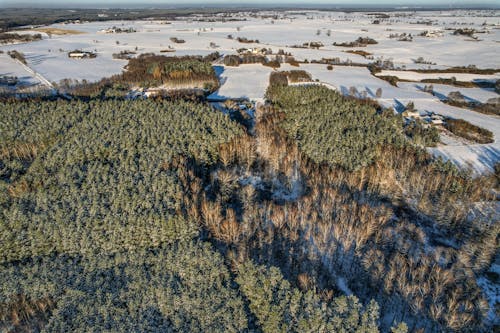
[398,82,499,103]
[1,9,498,173]
[209,64,273,102]
[288,64,416,99]
[377,70,500,82]
[1,9,499,84]
[0,53,41,87]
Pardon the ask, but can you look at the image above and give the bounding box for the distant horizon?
[1,1,499,10]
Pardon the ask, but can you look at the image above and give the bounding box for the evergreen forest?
[0,74,498,332]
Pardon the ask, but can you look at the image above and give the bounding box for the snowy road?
[12,58,55,89]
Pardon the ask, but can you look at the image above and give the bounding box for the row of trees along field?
[123,53,220,88]
[55,53,221,99]
[0,97,401,332]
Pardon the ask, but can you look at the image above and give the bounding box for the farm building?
[421,30,444,38]
[68,51,96,59]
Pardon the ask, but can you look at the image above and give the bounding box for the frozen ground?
[280,64,500,174]
[0,53,41,87]
[477,260,500,326]
[214,62,499,173]
[377,70,500,82]
[399,82,500,172]
[1,10,498,173]
[1,9,499,83]
[398,82,498,103]
[208,64,273,103]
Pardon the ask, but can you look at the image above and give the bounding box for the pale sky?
[1,0,498,8]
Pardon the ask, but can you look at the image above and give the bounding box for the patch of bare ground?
[34,27,85,35]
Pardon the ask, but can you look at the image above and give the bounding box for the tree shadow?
[476,145,500,173]
[365,86,376,98]
[473,78,497,92]
[393,98,406,113]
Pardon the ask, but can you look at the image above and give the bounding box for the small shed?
[68,51,96,59]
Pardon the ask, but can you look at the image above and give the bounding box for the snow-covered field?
[398,82,498,103]
[0,53,41,87]
[1,9,499,173]
[1,9,499,84]
[377,70,500,82]
[209,64,273,103]
[279,64,500,174]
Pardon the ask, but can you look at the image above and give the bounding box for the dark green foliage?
[237,37,259,43]
[1,77,495,332]
[0,100,90,188]
[259,84,496,332]
[404,120,440,147]
[0,7,245,31]
[376,75,399,86]
[0,241,249,332]
[0,90,395,332]
[0,97,249,331]
[266,85,404,170]
[413,66,498,75]
[58,77,129,99]
[443,95,500,116]
[0,99,242,263]
[123,54,218,88]
[421,77,487,88]
[237,261,380,333]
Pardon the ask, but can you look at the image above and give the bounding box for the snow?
[398,82,498,104]
[1,10,498,173]
[336,276,353,296]
[208,61,499,174]
[477,269,500,326]
[429,145,499,174]
[377,70,500,82]
[238,175,264,190]
[398,83,500,174]
[209,64,273,103]
[278,64,500,174]
[0,53,41,87]
[1,9,499,84]
[286,64,406,98]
